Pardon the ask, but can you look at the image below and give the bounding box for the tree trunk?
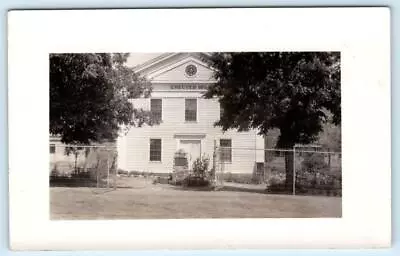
[328,148,331,171]
[284,150,295,192]
[74,152,78,173]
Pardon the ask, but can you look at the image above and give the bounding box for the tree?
[50,53,155,145]
[318,120,341,152]
[204,52,341,190]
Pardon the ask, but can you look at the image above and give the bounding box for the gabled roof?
[132,53,176,73]
[133,52,213,76]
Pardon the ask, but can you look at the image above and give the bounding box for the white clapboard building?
[117,53,265,174]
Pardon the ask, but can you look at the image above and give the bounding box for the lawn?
[50,177,341,219]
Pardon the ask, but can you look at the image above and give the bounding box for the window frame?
[150,98,163,122]
[149,138,162,162]
[50,144,56,154]
[219,139,232,163]
[185,98,197,122]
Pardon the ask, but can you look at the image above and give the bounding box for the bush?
[301,152,328,172]
[192,154,210,178]
[265,160,342,196]
[294,152,342,196]
[223,173,253,184]
[225,172,234,182]
[182,175,210,187]
[266,182,287,193]
[117,169,129,176]
[172,154,211,187]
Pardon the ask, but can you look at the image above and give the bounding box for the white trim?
[149,138,162,162]
[133,53,176,72]
[135,52,214,75]
[147,56,215,81]
[174,133,206,139]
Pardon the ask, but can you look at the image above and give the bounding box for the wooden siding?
[118,97,264,174]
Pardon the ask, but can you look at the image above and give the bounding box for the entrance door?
[179,140,201,170]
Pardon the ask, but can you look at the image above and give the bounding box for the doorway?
[179,140,201,170]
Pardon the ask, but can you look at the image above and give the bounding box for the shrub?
[174,154,211,187]
[251,174,264,184]
[225,172,234,182]
[192,154,210,178]
[301,152,328,172]
[117,169,129,176]
[223,173,253,184]
[266,182,287,193]
[182,175,210,187]
[295,152,342,196]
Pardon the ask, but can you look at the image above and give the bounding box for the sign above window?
[170,84,208,90]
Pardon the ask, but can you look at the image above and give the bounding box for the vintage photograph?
[49,52,342,220]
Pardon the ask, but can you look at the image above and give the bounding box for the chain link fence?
[214,145,342,196]
[49,144,118,191]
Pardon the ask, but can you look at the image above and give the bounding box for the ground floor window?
[220,139,232,162]
[50,144,55,154]
[150,139,162,162]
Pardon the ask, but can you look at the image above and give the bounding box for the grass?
[50,177,341,220]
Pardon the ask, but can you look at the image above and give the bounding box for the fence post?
[96,152,100,188]
[114,152,117,190]
[213,140,217,185]
[220,145,224,188]
[264,136,268,185]
[107,156,110,188]
[328,148,331,171]
[293,146,296,196]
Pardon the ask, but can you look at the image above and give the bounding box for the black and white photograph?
[49,52,342,219]
[8,8,390,250]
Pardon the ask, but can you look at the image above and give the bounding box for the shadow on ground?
[166,183,268,194]
[50,178,135,189]
[50,178,98,188]
[165,183,341,197]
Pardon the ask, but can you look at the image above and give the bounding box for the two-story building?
[117,53,265,174]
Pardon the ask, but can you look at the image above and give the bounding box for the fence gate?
[213,145,225,188]
[50,144,118,193]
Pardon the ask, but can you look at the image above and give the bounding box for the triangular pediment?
[134,53,216,83]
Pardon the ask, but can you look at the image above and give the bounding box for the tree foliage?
[204,52,340,190]
[50,53,154,144]
[318,120,341,152]
[204,52,341,148]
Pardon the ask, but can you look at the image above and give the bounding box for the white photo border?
[8,8,391,250]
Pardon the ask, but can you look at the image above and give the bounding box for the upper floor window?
[151,99,162,122]
[185,98,197,122]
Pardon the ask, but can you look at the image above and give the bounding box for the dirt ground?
[50,176,341,220]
